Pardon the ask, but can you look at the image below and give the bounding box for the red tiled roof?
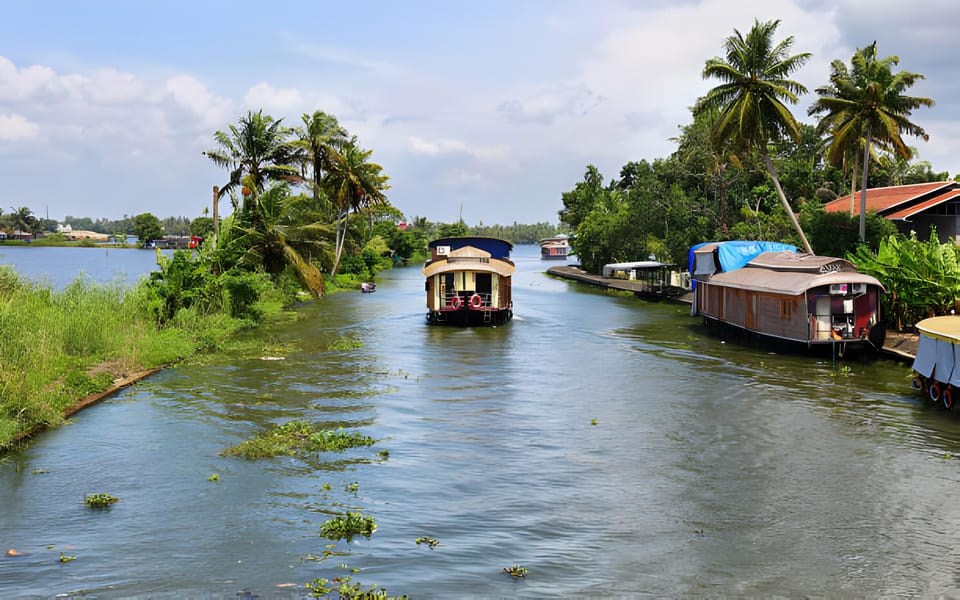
[885,190,960,220]
[823,181,956,216]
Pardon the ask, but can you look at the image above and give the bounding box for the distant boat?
[539,235,571,260]
[360,282,376,293]
[422,237,514,326]
[691,241,886,351]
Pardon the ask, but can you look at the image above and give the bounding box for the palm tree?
[325,137,390,277]
[291,110,348,209]
[8,206,38,235]
[218,180,327,297]
[808,42,933,240]
[204,110,298,218]
[696,18,814,254]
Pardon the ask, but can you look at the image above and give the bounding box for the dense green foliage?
[849,231,960,330]
[559,21,942,279]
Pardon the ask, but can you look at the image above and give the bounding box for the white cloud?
[243,82,304,114]
[408,135,510,162]
[0,113,39,141]
[165,74,234,129]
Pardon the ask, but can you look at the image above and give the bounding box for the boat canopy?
[602,261,674,277]
[913,316,960,386]
[700,251,884,295]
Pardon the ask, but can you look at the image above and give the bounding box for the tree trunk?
[858,123,872,242]
[762,152,814,255]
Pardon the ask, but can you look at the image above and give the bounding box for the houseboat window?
[781,300,792,319]
[476,273,492,296]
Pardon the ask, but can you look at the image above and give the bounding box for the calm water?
[0,245,166,289]
[2,246,960,598]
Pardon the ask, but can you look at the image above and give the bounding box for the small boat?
[910,316,960,408]
[539,235,571,260]
[360,282,376,293]
[422,236,514,325]
[691,241,886,350]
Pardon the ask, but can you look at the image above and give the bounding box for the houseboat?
[691,242,886,350]
[539,235,571,260]
[422,236,515,326]
[910,316,960,409]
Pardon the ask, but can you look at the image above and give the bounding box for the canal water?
[2,245,960,598]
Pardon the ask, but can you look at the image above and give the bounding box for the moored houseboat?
[691,242,886,350]
[910,316,960,409]
[539,235,571,260]
[422,236,515,326]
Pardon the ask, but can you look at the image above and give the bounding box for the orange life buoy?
[450,295,462,309]
[930,382,941,403]
[945,386,954,410]
[469,294,482,309]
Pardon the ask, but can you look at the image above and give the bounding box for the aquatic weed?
[221,420,375,459]
[320,511,377,541]
[84,493,119,508]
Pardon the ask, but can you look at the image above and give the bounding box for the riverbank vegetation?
[559,19,945,329]
[0,263,291,449]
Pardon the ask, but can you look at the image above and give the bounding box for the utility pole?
[212,185,219,245]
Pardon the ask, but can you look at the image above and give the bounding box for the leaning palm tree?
[808,42,933,240]
[204,110,298,219]
[696,18,814,254]
[324,137,390,277]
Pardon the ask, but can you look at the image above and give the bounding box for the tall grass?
[0,265,257,448]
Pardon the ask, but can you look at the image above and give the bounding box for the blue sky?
[2,0,959,226]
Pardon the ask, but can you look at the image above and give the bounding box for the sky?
[2,0,959,227]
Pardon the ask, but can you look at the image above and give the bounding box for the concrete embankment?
[545,265,918,361]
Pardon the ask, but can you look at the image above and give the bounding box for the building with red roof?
[823,181,960,242]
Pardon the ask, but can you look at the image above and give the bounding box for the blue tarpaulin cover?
[689,240,798,273]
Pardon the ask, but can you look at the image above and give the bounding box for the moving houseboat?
[423,237,515,326]
[910,316,960,409]
[539,235,571,260]
[691,242,886,350]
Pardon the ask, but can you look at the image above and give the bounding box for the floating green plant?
[328,336,363,351]
[305,575,406,599]
[221,420,375,459]
[59,553,77,563]
[345,482,359,495]
[415,536,440,549]
[84,493,119,508]
[377,449,389,459]
[501,564,528,577]
[207,473,220,482]
[590,419,598,426]
[320,511,377,541]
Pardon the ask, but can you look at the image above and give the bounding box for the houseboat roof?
[916,316,960,344]
[702,251,884,295]
[690,240,797,273]
[422,244,516,277]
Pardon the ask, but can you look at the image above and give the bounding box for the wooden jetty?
[546,265,692,302]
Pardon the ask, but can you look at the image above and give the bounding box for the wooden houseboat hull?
[422,237,515,327]
[692,245,886,352]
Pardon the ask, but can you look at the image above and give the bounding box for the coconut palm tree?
[204,110,298,218]
[218,180,327,297]
[291,110,348,209]
[808,42,933,240]
[325,137,390,277]
[696,18,814,254]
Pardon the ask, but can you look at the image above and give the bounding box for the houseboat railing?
[442,291,493,309]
